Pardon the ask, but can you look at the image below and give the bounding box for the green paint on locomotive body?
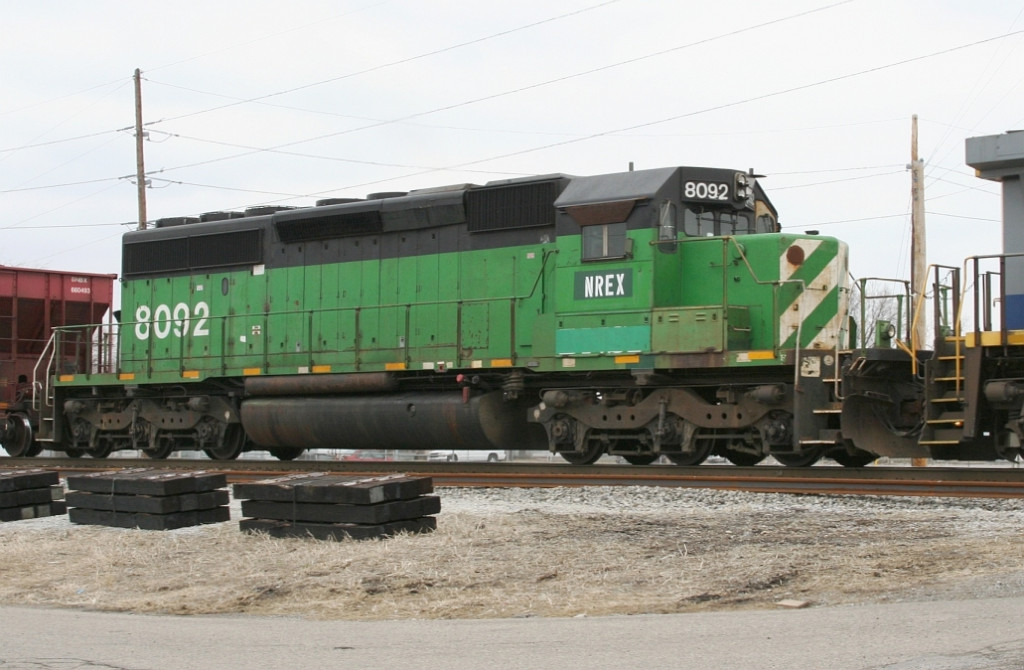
[89,234,848,385]
[548,230,849,370]
[54,167,849,389]
[103,241,557,383]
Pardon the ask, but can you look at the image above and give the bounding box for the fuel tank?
[244,372,397,396]
[241,391,547,451]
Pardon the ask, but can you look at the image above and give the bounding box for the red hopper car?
[0,266,116,456]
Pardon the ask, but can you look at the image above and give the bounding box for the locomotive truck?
[2,163,1022,466]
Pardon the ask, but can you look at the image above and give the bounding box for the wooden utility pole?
[134,68,147,230]
[910,114,927,345]
[910,114,928,468]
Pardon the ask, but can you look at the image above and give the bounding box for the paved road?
[2,597,1023,669]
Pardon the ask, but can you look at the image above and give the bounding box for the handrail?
[853,277,911,349]
[725,237,806,391]
[961,252,1024,348]
[53,290,545,379]
[31,332,57,412]
[900,263,957,377]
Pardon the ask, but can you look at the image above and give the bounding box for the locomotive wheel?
[87,443,113,459]
[204,424,244,461]
[0,415,33,457]
[560,439,604,465]
[25,440,44,457]
[142,434,174,460]
[994,431,1024,463]
[773,447,824,467]
[64,448,84,458]
[667,437,714,466]
[622,454,659,465]
[720,443,765,466]
[830,444,877,468]
[269,447,305,461]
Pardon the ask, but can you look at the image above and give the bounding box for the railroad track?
[3,457,1024,498]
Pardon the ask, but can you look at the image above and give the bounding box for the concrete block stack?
[66,468,229,530]
[234,472,439,540]
[0,468,65,521]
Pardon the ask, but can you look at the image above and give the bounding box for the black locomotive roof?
[554,167,679,208]
[553,165,776,217]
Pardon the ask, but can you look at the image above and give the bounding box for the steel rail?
[3,458,1024,498]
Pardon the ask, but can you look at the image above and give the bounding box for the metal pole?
[134,68,147,230]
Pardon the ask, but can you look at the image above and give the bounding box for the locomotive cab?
[529,166,852,466]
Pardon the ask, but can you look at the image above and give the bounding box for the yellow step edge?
[964,330,1024,347]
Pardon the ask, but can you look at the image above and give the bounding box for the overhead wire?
[442,29,1024,172]
[0,181,125,231]
[146,129,530,175]
[0,129,123,155]
[148,0,859,176]
[780,210,998,231]
[769,169,906,190]
[0,77,127,118]
[273,27,1024,206]
[142,0,397,75]
[0,79,131,171]
[143,0,629,127]
[0,176,126,194]
[146,177,312,199]
[0,0,625,159]
[3,1,1017,267]
[923,6,1024,189]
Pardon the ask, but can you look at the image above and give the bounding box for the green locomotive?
[36,165,859,465]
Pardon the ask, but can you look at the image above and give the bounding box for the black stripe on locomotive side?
[120,167,774,279]
[122,175,571,278]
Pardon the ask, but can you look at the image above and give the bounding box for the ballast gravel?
[0,484,1022,620]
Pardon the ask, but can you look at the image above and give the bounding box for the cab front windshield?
[683,208,775,237]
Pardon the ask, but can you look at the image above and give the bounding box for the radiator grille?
[123,229,262,277]
[467,180,559,232]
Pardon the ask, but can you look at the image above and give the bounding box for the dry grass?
[0,493,1022,620]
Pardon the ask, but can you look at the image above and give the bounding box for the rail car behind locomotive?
[0,266,116,456]
[6,160,1022,466]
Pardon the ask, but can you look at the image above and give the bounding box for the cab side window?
[582,222,627,260]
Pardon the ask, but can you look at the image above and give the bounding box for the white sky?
[2,0,1022,286]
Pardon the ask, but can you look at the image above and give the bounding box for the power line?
[445,29,1024,173]
[926,173,1000,196]
[144,0,628,127]
[770,169,906,190]
[0,181,124,230]
[0,176,126,194]
[0,0,859,197]
[287,28,1024,203]
[0,77,127,118]
[927,211,999,222]
[0,1,623,160]
[0,221,131,230]
[143,1,397,75]
[147,129,529,175]
[0,129,123,155]
[784,210,999,230]
[782,214,906,229]
[147,177,310,199]
[149,0,857,176]
[769,163,905,175]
